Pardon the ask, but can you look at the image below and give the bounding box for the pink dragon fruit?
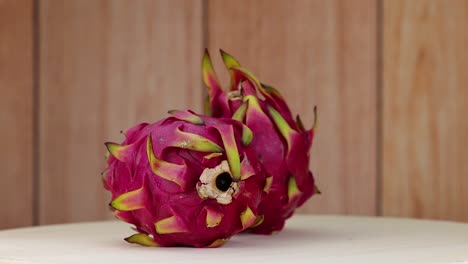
[202,50,318,234]
[104,110,267,247]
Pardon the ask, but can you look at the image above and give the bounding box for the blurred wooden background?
[1,0,467,229]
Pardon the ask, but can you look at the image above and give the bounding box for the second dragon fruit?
[202,50,318,234]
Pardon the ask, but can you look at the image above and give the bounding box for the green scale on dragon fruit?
[104,110,267,247]
[202,49,319,235]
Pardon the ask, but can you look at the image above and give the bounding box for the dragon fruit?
[103,110,267,247]
[202,50,318,234]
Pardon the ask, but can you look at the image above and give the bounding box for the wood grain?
[382,0,468,221]
[207,0,377,215]
[0,0,34,229]
[39,0,203,224]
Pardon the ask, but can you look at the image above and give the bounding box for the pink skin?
[104,112,266,247]
[203,50,317,235]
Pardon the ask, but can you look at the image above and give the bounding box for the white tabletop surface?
[0,215,467,264]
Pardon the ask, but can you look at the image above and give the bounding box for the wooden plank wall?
[38,0,203,224]
[382,0,468,221]
[0,0,34,229]
[1,0,467,229]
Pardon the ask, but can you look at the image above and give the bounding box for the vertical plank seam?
[376,0,384,216]
[32,0,40,226]
[201,0,209,110]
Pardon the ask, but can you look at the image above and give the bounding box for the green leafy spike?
[216,125,241,180]
[232,102,247,122]
[241,124,253,146]
[267,106,295,150]
[125,233,159,247]
[168,110,204,125]
[220,49,241,69]
[110,186,145,211]
[173,128,223,153]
